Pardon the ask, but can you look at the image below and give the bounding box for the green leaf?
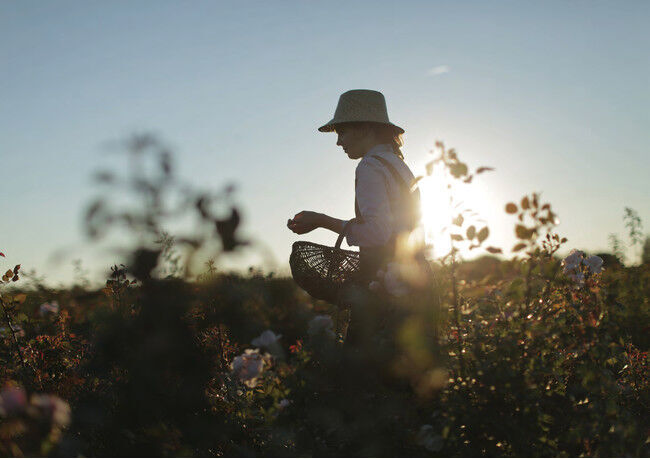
[15,313,28,323]
[449,162,468,178]
[513,242,527,252]
[451,234,464,241]
[452,214,464,227]
[13,293,27,304]
[466,225,476,239]
[515,224,531,239]
[505,203,518,214]
[477,227,489,243]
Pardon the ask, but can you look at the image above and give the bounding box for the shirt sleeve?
[345,159,394,247]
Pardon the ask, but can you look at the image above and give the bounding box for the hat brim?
[318,120,404,134]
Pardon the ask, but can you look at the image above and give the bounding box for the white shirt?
[345,144,420,248]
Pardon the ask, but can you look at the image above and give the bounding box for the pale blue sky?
[1,1,648,286]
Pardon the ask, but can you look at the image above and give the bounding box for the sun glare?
[418,169,453,258]
[418,167,492,259]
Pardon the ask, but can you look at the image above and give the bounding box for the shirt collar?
[365,143,393,157]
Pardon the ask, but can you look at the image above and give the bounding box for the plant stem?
[449,245,465,378]
[0,294,31,384]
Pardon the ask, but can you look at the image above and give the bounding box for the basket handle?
[335,219,354,249]
[326,219,355,284]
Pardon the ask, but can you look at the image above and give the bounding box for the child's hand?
[287,211,321,235]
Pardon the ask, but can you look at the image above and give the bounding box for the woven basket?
[289,223,360,304]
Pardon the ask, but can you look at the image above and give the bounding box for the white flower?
[231,349,265,388]
[561,249,584,273]
[562,250,603,285]
[307,315,335,338]
[417,424,444,452]
[39,301,59,316]
[29,394,71,428]
[277,398,291,409]
[251,330,282,349]
[583,255,604,274]
[0,386,27,416]
[568,272,585,286]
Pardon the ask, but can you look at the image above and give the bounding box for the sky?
[1,0,649,287]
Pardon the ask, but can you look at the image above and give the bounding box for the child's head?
[334,122,404,160]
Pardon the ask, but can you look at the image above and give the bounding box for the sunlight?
[418,167,491,259]
[418,169,453,258]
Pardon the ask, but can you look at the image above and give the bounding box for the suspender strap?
[354,154,421,224]
[368,155,414,196]
[369,155,420,226]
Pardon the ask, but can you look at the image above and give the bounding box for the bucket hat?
[318,89,404,134]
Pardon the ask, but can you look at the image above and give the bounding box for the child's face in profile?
[335,125,368,160]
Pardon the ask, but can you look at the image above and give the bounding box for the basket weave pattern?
[289,226,360,304]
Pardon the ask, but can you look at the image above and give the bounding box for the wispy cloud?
[428,65,450,76]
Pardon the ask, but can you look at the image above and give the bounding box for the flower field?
[0,137,648,456]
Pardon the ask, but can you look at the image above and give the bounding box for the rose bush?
[0,137,646,456]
